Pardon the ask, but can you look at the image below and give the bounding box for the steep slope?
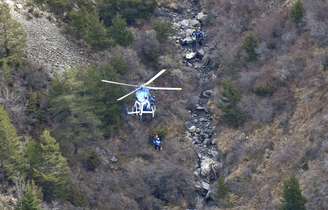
[4,0,101,73]
[201,0,328,209]
[2,0,328,209]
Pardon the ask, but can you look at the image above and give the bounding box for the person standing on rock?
[192,29,205,49]
[152,134,162,151]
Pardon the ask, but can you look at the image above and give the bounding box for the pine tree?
[242,33,258,62]
[32,130,71,201]
[17,181,43,210]
[0,4,26,66]
[0,105,25,179]
[291,0,304,24]
[219,81,246,128]
[69,8,113,49]
[281,176,307,210]
[110,15,133,47]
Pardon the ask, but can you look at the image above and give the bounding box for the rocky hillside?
[1,0,328,209]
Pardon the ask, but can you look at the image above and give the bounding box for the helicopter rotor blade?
[101,80,139,87]
[117,88,139,101]
[145,86,182,91]
[144,69,167,86]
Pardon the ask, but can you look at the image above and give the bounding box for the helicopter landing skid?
[127,108,156,119]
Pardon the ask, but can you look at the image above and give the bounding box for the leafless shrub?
[254,10,287,49]
[240,95,274,123]
[134,30,160,68]
[143,165,196,207]
[304,0,328,45]
[109,47,145,80]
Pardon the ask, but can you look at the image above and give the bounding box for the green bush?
[153,20,173,42]
[0,4,26,66]
[280,176,306,210]
[290,0,304,24]
[242,33,258,62]
[27,130,70,201]
[254,84,274,97]
[78,65,124,133]
[152,127,168,139]
[321,57,328,71]
[48,70,103,152]
[110,55,129,75]
[216,177,229,199]
[26,91,48,128]
[222,80,241,106]
[0,105,26,179]
[212,177,233,207]
[34,0,70,14]
[219,81,246,128]
[221,106,246,128]
[28,130,71,201]
[17,181,43,210]
[48,62,126,151]
[98,0,157,26]
[67,185,89,207]
[48,0,70,14]
[110,16,134,47]
[83,151,101,171]
[68,9,113,49]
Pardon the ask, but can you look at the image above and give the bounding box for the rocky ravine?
[4,0,220,208]
[158,1,221,207]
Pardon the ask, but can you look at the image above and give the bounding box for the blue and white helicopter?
[101,69,182,119]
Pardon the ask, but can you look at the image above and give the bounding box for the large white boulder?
[196,12,207,22]
[200,157,221,177]
[185,52,197,60]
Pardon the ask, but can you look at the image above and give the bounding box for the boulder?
[185,52,197,60]
[196,105,206,111]
[194,168,201,176]
[195,181,210,191]
[201,181,210,191]
[16,3,23,9]
[111,156,118,163]
[188,125,197,133]
[197,48,205,58]
[180,19,190,28]
[200,157,219,177]
[189,19,200,27]
[185,28,194,37]
[202,90,213,98]
[196,12,207,22]
[186,96,199,110]
[181,36,194,45]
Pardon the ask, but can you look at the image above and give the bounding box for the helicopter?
[101,69,182,119]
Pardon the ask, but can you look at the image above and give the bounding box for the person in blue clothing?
[192,30,205,47]
[149,95,156,106]
[152,134,162,151]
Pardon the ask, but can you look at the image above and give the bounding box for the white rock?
[196,12,207,21]
[111,156,118,162]
[201,181,210,191]
[197,48,205,57]
[180,19,190,28]
[200,157,218,176]
[189,19,200,27]
[188,125,197,133]
[194,181,210,191]
[182,36,194,44]
[185,52,197,60]
[16,3,23,9]
[185,29,194,37]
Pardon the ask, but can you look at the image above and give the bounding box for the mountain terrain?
[0,0,328,209]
